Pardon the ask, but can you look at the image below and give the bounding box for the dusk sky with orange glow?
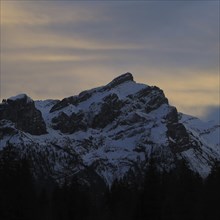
[1,0,219,122]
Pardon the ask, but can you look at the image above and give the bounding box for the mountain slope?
[0,73,219,186]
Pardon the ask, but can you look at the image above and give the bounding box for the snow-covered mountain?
[0,73,219,186]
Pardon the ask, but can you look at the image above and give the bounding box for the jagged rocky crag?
[0,73,219,186]
[0,94,47,135]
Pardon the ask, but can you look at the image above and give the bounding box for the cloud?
[4,52,108,63]
[1,1,105,26]
[1,1,49,26]
[2,1,143,52]
[203,106,220,123]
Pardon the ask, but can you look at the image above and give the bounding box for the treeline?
[0,147,220,220]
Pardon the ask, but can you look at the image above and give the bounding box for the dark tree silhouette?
[0,146,36,220]
[1,146,220,220]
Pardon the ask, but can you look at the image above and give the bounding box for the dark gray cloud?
[16,1,219,73]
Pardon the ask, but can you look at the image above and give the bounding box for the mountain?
[0,73,219,187]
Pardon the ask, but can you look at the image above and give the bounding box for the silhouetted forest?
[0,147,220,220]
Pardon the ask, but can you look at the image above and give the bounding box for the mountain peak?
[7,93,33,104]
[0,93,47,135]
[106,72,134,89]
[114,72,134,81]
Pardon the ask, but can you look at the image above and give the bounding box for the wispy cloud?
[1,1,104,26]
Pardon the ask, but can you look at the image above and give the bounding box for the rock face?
[52,111,87,133]
[0,74,219,187]
[105,72,134,89]
[91,94,124,129]
[50,72,133,113]
[0,94,47,135]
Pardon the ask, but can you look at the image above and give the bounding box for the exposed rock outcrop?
[0,94,47,135]
[52,111,86,133]
[104,72,134,90]
[92,94,124,129]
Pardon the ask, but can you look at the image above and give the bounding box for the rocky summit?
[0,73,219,186]
[0,94,47,135]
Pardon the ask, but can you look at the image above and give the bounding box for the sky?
[1,0,219,122]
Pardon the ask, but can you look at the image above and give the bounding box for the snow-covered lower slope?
[0,73,219,186]
[179,113,220,177]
